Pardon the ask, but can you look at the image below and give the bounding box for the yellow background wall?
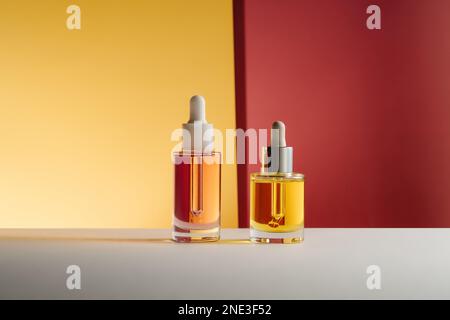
[0,0,237,227]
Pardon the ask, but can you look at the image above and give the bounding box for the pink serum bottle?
[172,96,221,242]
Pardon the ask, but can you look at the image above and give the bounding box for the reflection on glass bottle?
[250,121,304,243]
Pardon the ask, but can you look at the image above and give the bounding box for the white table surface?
[0,228,449,299]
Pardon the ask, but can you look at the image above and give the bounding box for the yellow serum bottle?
[250,121,304,244]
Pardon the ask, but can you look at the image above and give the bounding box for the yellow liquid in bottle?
[250,173,304,243]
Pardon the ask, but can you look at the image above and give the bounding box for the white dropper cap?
[182,95,214,153]
[271,121,287,148]
[262,120,293,173]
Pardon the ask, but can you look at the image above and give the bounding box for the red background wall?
[234,0,450,227]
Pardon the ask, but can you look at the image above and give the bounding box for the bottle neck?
[261,146,293,173]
